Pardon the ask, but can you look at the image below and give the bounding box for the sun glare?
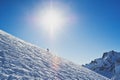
[40,8,65,36]
[32,1,69,39]
[31,1,74,39]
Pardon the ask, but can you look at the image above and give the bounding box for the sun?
[41,9,63,29]
[31,1,73,39]
[39,5,66,38]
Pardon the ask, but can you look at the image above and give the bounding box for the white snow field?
[0,30,110,80]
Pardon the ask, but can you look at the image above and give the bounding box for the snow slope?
[0,30,109,80]
[84,51,120,79]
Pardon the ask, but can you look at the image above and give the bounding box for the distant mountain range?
[84,50,120,80]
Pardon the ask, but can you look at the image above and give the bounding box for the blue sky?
[0,0,120,64]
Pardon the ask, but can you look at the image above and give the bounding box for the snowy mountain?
[0,30,109,80]
[84,50,120,79]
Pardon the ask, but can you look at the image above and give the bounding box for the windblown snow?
[0,30,109,80]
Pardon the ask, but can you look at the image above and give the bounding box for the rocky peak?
[84,50,120,79]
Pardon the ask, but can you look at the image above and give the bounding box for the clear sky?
[0,0,120,64]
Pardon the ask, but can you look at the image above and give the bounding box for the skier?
[47,48,49,52]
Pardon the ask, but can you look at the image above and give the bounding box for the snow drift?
[0,30,109,80]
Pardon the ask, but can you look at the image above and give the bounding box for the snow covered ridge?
[0,30,109,80]
[84,50,120,80]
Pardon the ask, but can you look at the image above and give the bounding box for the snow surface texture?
[84,50,120,79]
[0,30,109,80]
